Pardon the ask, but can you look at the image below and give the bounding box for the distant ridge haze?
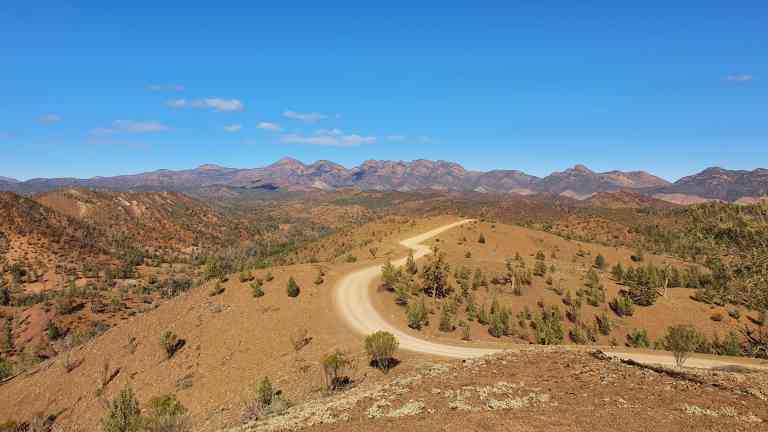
[1,158,766,203]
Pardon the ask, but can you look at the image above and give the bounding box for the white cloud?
[90,120,169,135]
[39,114,62,123]
[281,131,376,147]
[148,84,185,92]
[725,75,753,82]
[168,98,244,112]
[224,124,242,132]
[257,122,282,131]
[387,135,406,141]
[315,128,344,136]
[283,110,327,123]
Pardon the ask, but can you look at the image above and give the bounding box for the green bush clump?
[286,277,300,297]
[364,331,399,372]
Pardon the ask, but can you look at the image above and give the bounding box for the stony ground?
[230,348,768,432]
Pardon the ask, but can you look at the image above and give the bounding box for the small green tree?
[364,331,399,372]
[256,376,275,407]
[594,254,606,270]
[406,297,429,329]
[609,295,635,317]
[611,263,625,281]
[251,281,264,297]
[595,311,612,336]
[101,387,142,432]
[661,325,700,367]
[438,304,454,332]
[286,277,300,297]
[405,251,418,275]
[321,350,352,391]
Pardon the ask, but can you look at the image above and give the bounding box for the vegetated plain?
[1,176,767,431]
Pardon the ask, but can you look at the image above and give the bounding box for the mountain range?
[2,158,767,203]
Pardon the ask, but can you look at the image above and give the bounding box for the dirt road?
[335,219,768,369]
[335,219,499,359]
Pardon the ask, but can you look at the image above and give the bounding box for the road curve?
[335,219,501,359]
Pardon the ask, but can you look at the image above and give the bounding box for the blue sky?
[1,2,766,181]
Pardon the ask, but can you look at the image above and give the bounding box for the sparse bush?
[265,272,274,282]
[533,306,564,345]
[609,294,634,317]
[289,328,311,352]
[321,350,354,391]
[626,328,650,348]
[712,332,743,357]
[460,321,471,341]
[144,394,191,432]
[0,357,13,381]
[439,305,455,332]
[405,251,418,275]
[345,255,357,263]
[102,387,142,432]
[239,271,254,283]
[251,281,264,297]
[364,331,399,372]
[569,323,588,344]
[161,331,185,359]
[594,254,606,270]
[595,311,612,336]
[478,234,486,244]
[286,277,300,297]
[256,376,275,407]
[660,325,700,367]
[242,377,288,423]
[406,297,429,329]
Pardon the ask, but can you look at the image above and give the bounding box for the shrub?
[533,306,564,345]
[405,252,418,275]
[161,331,185,359]
[661,325,700,367]
[251,282,264,298]
[321,350,354,391]
[265,272,274,282]
[144,394,191,432]
[364,331,399,372]
[595,311,612,336]
[569,324,588,344]
[533,261,547,277]
[102,387,142,432]
[712,332,743,357]
[594,254,606,270]
[242,377,287,422]
[406,297,429,329]
[438,305,454,332]
[286,277,300,297]
[256,376,275,407]
[239,271,254,283]
[460,321,471,341]
[728,308,741,320]
[609,295,634,317]
[478,234,486,244]
[626,328,650,348]
[0,357,12,381]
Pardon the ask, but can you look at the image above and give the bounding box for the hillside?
[1,217,767,432]
[33,188,256,256]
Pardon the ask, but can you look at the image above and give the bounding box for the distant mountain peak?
[571,164,594,174]
[0,176,19,183]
